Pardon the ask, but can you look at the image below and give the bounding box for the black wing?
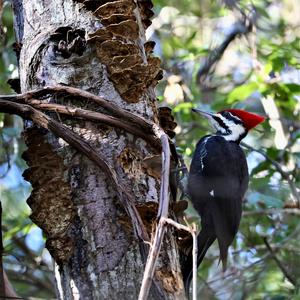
[183,135,248,293]
[189,135,248,233]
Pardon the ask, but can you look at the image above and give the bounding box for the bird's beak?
[192,108,215,120]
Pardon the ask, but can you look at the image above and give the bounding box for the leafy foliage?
[152,0,300,298]
[0,2,55,298]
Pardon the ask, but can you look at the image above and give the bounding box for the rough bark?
[12,0,185,299]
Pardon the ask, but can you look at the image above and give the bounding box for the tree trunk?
[12,0,185,299]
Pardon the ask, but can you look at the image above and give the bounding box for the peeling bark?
[12,0,185,299]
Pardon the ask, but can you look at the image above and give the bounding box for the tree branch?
[242,142,300,206]
[139,131,196,299]
[0,204,19,299]
[0,133,12,179]
[163,218,198,300]
[0,100,150,244]
[197,19,252,83]
[157,133,171,220]
[243,208,300,216]
[26,100,161,149]
[138,132,171,300]
[263,237,296,286]
[0,85,154,134]
[0,202,5,298]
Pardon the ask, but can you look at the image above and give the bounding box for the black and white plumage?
[182,109,265,294]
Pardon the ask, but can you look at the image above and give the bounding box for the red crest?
[220,109,265,130]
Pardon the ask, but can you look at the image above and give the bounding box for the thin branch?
[242,142,300,206]
[242,143,290,177]
[0,133,11,179]
[9,236,54,289]
[0,85,179,154]
[139,219,165,300]
[243,208,300,216]
[163,218,198,300]
[192,224,197,300]
[0,86,178,158]
[0,202,5,298]
[27,100,161,149]
[0,85,154,134]
[207,253,270,286]
[263,237,296,286]
[232,243,300,254]
[197,20,252,83]
[208,225,300,288]
[157,133,171,220]
[138,132,170,300]
[0,100,149,244]
[139,214,199,300]
[7,268,53,296]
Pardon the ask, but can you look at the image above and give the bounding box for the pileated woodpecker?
[182,108,265,293]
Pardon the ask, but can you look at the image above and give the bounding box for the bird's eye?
[222,111,230,117]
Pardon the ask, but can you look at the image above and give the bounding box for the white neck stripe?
[216,114,246,142]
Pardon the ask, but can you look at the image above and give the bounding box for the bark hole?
[50,27,87,58]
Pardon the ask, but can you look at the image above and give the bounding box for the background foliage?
[151,0,300,298]
[0,1,56,298]
[0,0,299,298]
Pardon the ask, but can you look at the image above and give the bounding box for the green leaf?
[226,82,259,103]
[251,161,270,176]
[173,102,193,113]
[283,83,300,94]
